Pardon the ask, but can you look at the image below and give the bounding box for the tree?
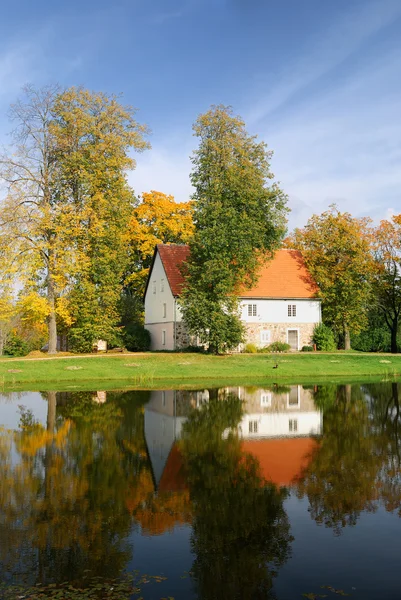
[0,85,149,353]
[372,216,401,353]
[180,105,288,353]
[289,206,375,350]
[125,190,194,302]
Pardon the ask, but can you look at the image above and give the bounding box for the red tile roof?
[241,437,318,487]
[156,245,318,299]
[157,244,190,297]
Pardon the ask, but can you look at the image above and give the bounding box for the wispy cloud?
[246,0,401,125]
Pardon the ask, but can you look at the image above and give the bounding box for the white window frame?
[289,418,298,433]
[287,385,300,409]
[247,304,257,317]
[162,329,166,346]
[163,302,167,318]
[249,420,258,434]
[260,330,271,345]
[261,392,272,407]
[288,304,296,317]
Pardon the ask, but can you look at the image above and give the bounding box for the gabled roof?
[148,244,318,299]
[241,249,319,299]
[157,244,190,296]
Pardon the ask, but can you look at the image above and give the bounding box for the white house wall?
[240,299,321,324]
[144,252,177,350]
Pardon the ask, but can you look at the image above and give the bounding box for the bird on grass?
[273,362,279,369]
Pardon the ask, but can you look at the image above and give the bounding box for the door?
[287,329,299,351]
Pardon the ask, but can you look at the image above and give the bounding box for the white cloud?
[128,146,193,202]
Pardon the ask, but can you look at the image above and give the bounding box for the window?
[160,278,164,292]
[288,304,296,317]
[289,419,298,433]
[162,390,166,406]
[162,330,166,346]
[249,420,258,434]
[163,303,167,318]
[260,330,271,344]
[247,304,257,317]
[152,280,156,294]
[261,392,272,407]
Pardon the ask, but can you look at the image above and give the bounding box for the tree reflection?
[180,391,292,600]
[0,390,152,587]
[296,384,384,534]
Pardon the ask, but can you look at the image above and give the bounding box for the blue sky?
[1,0,400,231]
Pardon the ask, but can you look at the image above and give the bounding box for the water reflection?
[0,383,401,599]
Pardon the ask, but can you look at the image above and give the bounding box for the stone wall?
[244,322,315,350]
[175,320,316,350]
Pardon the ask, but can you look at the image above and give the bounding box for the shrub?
[123,324,151,352]
[265,341,291,353]
[243,343,258,353]
[4,334,30,357]
[301,345,314,352]
[69,327,96,353]
[351,327,396,353]
[312,323,336,351]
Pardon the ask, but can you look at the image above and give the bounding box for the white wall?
[144,252,176,325]
[240,298,321,324]
[239,411,322,438]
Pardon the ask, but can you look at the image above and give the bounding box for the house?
[144,244,321,351]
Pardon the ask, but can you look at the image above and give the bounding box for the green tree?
[290,206,375,350]
[180,105,288,353]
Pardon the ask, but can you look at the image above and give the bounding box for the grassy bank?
[0,352,400,391]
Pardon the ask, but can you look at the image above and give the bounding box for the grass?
[0,351,401,391]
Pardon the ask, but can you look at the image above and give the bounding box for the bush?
[4,334,30,357]
[301,345,314,352]
[265,341,291,353]
[312,323,336,351]
[243,343,258,353]
[69,327,96,353]
[351,327,397,353]
[123,324,151,352]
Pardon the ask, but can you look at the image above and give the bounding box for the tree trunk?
[46,391,57,434]
[391,319,398,354]
[47,275,57,354]
[344,327,351,351]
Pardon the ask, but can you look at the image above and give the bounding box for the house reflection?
[144,386,322,489]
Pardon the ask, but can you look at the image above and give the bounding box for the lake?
[0,382,401,599]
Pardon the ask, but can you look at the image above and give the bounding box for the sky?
[0,0,400,232]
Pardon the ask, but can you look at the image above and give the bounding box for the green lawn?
[0,351,400,391]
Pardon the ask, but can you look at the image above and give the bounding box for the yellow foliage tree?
[125,190,194,299]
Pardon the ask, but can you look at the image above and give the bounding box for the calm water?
[0,383,401,599]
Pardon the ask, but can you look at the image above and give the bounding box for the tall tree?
[51,88,150,350]
[0,86,149,353]
[180,105,288,353]
[289,206,374,350]
[372,216,401,353]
